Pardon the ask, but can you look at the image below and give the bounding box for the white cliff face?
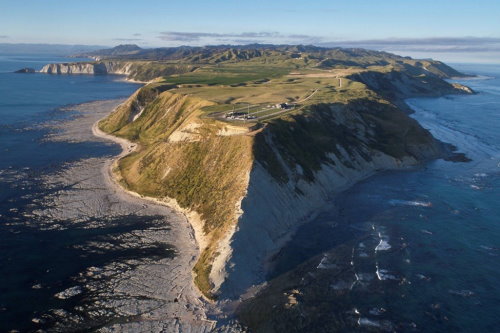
[210,149,419,298]
[209,103,442,299]
[40,63,100,74]
[39,62,132,76]
[103,62,134,75]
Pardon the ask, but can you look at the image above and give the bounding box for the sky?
[1,0,500,63]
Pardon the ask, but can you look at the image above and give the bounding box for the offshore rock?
[14,67,36,73]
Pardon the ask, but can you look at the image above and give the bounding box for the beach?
[32,99,215,331]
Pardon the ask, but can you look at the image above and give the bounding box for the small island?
[14,67,36,73]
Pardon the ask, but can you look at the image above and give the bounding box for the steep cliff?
[40,62,111,75]
[98,71,467,299]
[347,69,473,111]
[38,44,472,84]
[39,61,193,81]
[99,88,255,296]
[210,100,444,298]
[84,44,474,299]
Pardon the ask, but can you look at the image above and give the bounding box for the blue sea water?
[0,54,139,196]
[0,54,140,169]
[0,54,141,330]
[271,64,500,331]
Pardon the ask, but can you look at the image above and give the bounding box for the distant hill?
[66,44,464,80]
[74,44,143,58]
[75,44,411,63]
[87,43,473,300]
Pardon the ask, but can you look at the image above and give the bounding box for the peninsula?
[36,44,473,303]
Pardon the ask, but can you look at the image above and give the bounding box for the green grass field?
[161,63,292,86]
[166,67,379,122]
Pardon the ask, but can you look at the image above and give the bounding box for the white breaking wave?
[358,317,381,328]
[389,199,432,207]
[316,254,337,269]
[376,269,398,281]
[374,231,391,252]
[375,239,392,251]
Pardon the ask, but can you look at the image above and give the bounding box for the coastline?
[91,104,213,301]
[236,68,500,332]
[7,85,476,331]
[76,87,476,329]
[4,47,495,331]
[38,99,216,331]
[92,94,452,303]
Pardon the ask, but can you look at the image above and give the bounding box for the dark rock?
[15,67,36,73]
[444,152,472,163]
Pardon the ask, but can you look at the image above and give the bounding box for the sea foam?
[389,199,432,207]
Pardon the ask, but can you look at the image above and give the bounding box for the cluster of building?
[223,102,296,121]
[224,112,257,120]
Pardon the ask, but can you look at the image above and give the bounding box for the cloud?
[155,32,500,56]
[133,33,142,37]
[157,31,321,44]
[113,38,143,42]
[320,37,500,53]
[158,31,274,42]
[0,35,8,38]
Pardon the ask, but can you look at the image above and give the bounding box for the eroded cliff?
[98,69,469,299]
[40,61,193,81]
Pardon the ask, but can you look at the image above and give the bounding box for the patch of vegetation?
[98,83,173,134]
[355,100,438,159]
[127,62,194,81]
[256,103,368,182]
[103,89,254,298]
[161,64,291,86]
[117,134,254,298]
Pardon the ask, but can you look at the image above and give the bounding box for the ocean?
[270,64,500,332]
[0,55,499,332]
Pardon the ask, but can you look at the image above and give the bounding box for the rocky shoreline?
[29,100,216,332]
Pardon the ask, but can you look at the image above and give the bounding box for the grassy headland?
[94,45,472,298]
